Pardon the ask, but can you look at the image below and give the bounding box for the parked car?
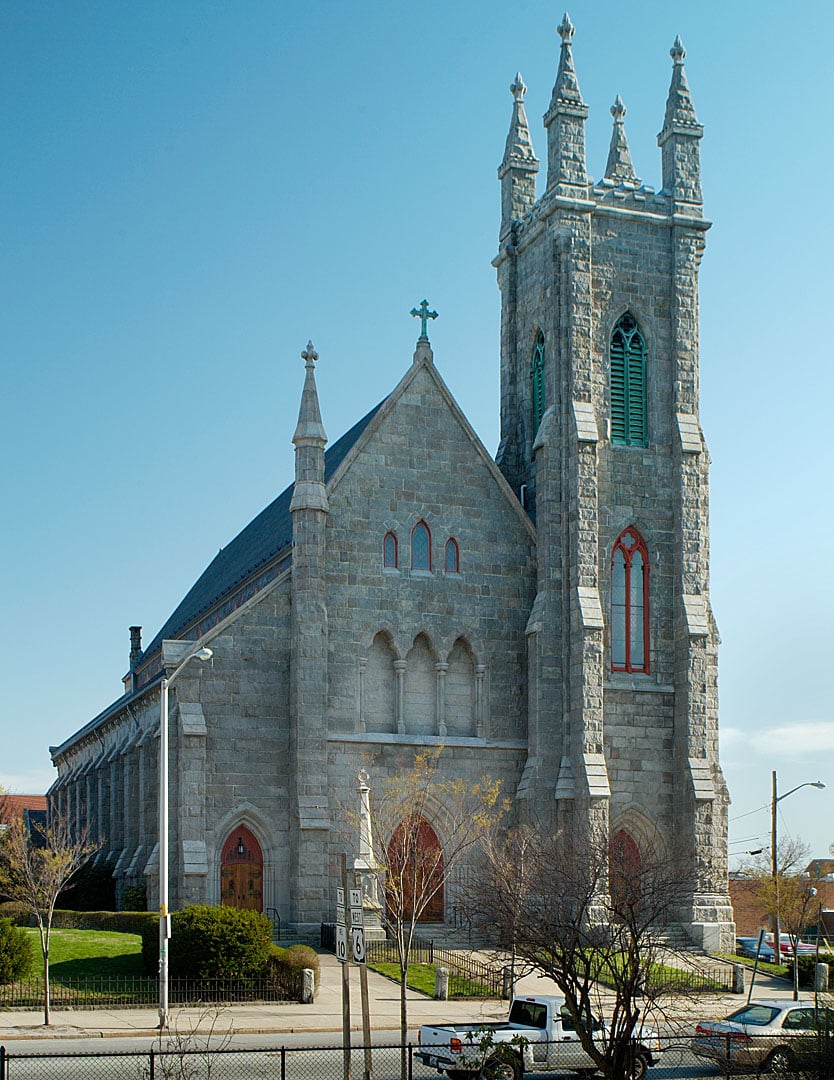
[765,933,818,957]
[736,936,776,961]
[693,1000,834,1074]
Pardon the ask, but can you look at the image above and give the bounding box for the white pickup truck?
[417,994,660,1080]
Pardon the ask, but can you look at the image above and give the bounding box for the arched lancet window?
[611,527,649,673]
[383,531,398,568]
[610,313,647,446]
[445,537,459,573]
[531,330,546,435]
[411,520,431,571]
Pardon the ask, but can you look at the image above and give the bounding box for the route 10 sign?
[335,924,348,963]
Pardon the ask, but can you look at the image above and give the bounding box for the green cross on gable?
[410,299,438,339]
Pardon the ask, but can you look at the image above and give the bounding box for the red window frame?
[611,527,649,674]
[445,537,459,573]
[383,531,398,568]
[411,520,432,571]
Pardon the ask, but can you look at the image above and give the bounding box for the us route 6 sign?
[350,926,365,963]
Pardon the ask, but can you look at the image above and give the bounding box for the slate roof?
[140,400,385,664]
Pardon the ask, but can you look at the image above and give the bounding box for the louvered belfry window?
[531,331,546,436]
[610,313,647,446]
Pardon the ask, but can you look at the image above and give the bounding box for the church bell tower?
[495,15,734,950]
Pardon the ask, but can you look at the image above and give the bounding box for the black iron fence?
[3,1034,834,1080]
[0,974,301,1011]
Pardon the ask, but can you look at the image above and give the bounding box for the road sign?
[335,924,348,963]
[349,888,362,908]
[350,905,364,927]
[336,887,345,906]
[336,904,346,926]
[351,926,366,963]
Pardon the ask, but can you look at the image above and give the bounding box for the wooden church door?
[387,816,444,923]
[220,826,263,911]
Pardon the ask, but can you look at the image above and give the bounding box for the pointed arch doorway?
[220,826,263,911]
[387,816,444,923]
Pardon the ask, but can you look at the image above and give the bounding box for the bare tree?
[739,838,814,970]
[0,810,97,1024]
[353,749,506,1074]
[467,819,695,1080]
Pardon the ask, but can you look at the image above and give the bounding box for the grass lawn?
[22,928,145,980]
[716,952,789,979]
[368,961,493,998]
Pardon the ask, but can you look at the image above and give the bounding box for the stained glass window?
[411,521,431,571]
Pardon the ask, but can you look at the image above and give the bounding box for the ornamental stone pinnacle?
[671,34,686,64]
[604,95,639,184]
[557,12,575,43]
[510,71,526,103]
[302,340,318,366]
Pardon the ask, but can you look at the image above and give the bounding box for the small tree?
[739,838,813,970]
[0,810,96,1024]
[468,819,695,1080]
[355,749,505,1077]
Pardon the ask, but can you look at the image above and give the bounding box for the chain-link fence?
[3,1034,834,1080]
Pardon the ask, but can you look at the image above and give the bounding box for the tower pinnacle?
[604,95,639,184]
[543,12,589,193]
[498,72,539,234]
[657,35,703,208]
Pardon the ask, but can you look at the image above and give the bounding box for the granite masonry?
[50,17,734,950]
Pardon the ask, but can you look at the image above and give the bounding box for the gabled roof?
[0,794,48,823]
[139,401,384,665]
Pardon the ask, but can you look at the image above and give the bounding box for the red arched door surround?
[387,816,444,923]
[220,825,263,911]
[609,829,641,910]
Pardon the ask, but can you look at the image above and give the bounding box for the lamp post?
[158,643,212,1030]
[771,771,825,967]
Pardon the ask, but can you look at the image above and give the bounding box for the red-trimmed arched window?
[411,520,431,571]
[383,531,398,568]
[611,527,649,673]
[445,537,459,573]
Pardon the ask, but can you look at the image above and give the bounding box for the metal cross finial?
[301,340,318,366]
[410,299,438,339]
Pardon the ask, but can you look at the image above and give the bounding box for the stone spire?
[543,13,589,193]
[657,36,703,209]
[604,96,639,184]
[498,72,539,235]
[290,341,328,513]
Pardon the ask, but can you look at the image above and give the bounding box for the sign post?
[350,876,373,1080]
[338,858,351,1080]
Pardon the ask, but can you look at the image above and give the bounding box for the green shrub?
[0,902,31,927]
[0,917,33,983]
[262,943,320,996]
[121,886,147,911]
[789,955,832,989]
[50,909,156,936]
[141,905,272,980]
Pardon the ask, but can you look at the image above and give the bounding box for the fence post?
[732,964,745,994]
[281,1046,286,1080]
[816,962,830,991]
[408,1042,413,1080]
[1,1043,6,1080]
[434,966,449,1000]
[149,1047,155,1080]
[301,968,315,1003]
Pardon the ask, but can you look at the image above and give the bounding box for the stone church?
[50,17,734,949]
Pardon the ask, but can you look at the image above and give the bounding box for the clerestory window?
[383,531,398,569]
[411,521,431,571]
[611,527,649,673]
[445,537,459,574]
[610,313,647,446]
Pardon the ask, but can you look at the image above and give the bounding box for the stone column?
[357,657,367,732]
[394,660,407,734]
[474,665,486,737]
[435,662,448,737]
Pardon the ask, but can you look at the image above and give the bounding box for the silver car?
[693,1000,834,1073]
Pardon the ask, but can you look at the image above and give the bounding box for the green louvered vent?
[531,331,546,435]
[610,313,647,446]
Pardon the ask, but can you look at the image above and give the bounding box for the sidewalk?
[0,951,804,1042]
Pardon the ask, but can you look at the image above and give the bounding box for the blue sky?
[2,1,832,866]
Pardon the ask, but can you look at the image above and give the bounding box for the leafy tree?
[467,819,693,1080]
[0,810,96,1024]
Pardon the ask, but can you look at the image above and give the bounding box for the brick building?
[49,17,734,949]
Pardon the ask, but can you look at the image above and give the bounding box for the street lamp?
[158,642,213,1029]
[771,771,825,965]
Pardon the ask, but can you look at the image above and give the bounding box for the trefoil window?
[611,527,649,673]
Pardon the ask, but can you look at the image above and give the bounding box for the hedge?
[0,903,155,936]
[141,905,272,979]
